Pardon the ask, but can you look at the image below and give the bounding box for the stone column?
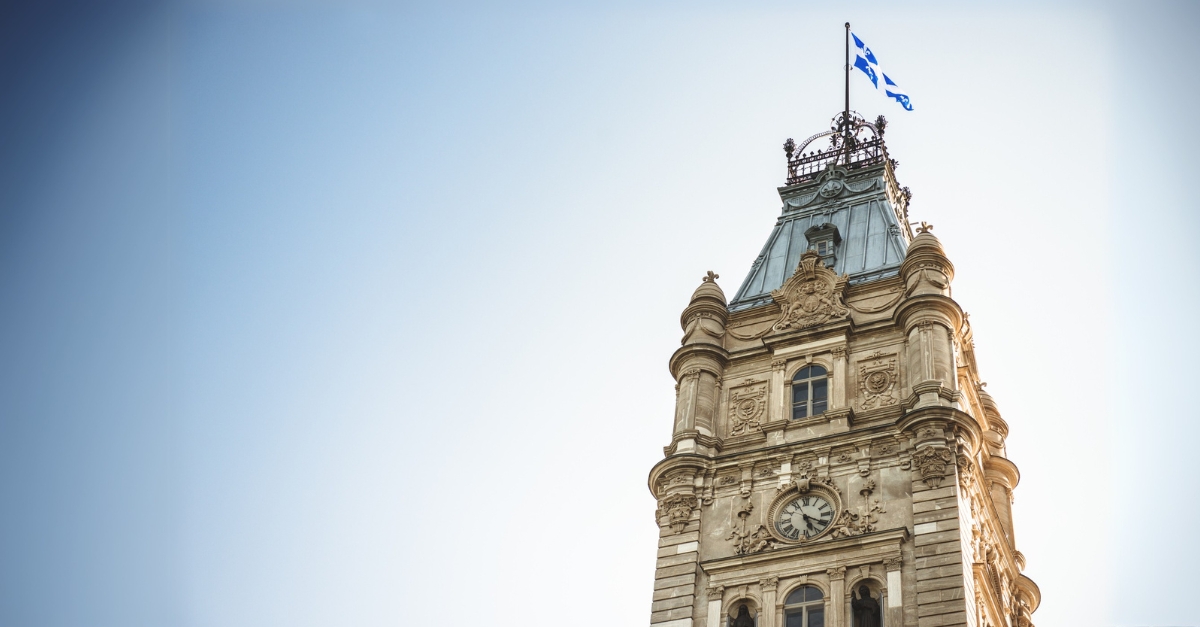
[897,231,963,411]
[669,273,730,455]
[984,457,1020,548]
[760,577,779,627]
[828,567,846,627]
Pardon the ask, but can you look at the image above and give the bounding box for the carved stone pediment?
[771,250,850,331]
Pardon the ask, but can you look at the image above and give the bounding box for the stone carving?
[810,474,841,495]
[729,383,768,437]
[836,451,854,464]
[718,475,739,486]
[732,605,754,627]
[771,251,850,331]
[858,355,898,410]
[728,501,776,555]
[884,556,902,570]
[827,566,846,580]
[912,446,954,488]
[771,359,788,372]
[754,466,776,479]
[829,477,885,539]
[658,494,698,534]
[851,585,882,627]
[682,311,725,343]
[828,499,884,539]
[875,442,895,456]
[760,577,779,592]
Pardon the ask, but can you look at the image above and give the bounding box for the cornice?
[700,527,908,581]
[668,343,730,379]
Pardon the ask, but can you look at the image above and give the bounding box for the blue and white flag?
[851,32,913,111]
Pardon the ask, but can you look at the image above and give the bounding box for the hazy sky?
[1,2,1197,626]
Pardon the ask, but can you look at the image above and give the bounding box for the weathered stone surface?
[653,584,696,601]
[654,573,696,590]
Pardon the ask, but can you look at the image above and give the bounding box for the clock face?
[776,495,835,540]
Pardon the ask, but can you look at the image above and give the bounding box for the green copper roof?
[728,162,912,312]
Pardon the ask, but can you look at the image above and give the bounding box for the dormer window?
[804,223,841,267]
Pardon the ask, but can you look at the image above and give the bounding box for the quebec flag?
[851,32,913,111]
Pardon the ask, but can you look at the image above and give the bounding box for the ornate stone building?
[647,114,1040,627]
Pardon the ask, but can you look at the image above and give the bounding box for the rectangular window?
[808,608,825,627]
[785,612,804,627]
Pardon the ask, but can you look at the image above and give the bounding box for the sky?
[0,1,1197,626]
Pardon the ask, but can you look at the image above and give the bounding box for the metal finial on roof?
[702,271,719,283]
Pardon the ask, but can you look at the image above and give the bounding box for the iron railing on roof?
[785,137,887,186]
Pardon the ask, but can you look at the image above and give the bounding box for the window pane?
[785,611,804,627]
[795,366,811,380]
[793,404,808,420]
[786,588,806,605]
[808,608,824,627]
[805,587,823,602]
[812,379,827,400]
[794,384,808,402]
[809,365,827,377]
[812,399,827,415]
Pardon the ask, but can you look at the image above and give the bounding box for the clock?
[775,494,835,540]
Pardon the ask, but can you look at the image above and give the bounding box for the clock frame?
[767,480,843,543]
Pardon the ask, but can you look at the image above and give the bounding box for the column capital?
[827,566,846,580]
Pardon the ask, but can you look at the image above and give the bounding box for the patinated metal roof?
[728,114,913,312]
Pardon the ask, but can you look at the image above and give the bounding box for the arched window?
[726,602,757,627]
[850,582,884,627]
[784,586,824,627]
[791,365,828,419]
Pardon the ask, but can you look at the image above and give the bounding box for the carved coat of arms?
[771,250,850,331]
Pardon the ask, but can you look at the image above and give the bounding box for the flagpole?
[844,22,850,128]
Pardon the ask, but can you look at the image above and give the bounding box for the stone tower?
[647,114,1039,627]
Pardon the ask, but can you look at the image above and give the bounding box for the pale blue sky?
[1,2,1197,626]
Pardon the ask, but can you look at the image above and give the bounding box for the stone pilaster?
[827,567,846,627]
[652,522,700,627]
[759,577,778,627]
